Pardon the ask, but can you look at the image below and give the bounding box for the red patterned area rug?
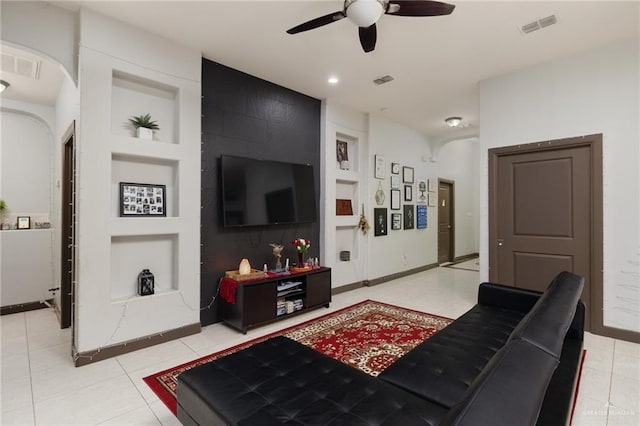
[143,300,452,415]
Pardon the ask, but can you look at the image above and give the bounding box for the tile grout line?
[25,312,37,426]
[606,340,616,425]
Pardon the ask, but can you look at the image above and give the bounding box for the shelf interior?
[111,70,178,144]
[111,154,179,218]
[110,233,179,301]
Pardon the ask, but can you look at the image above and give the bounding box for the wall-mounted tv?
[220,155,317,227]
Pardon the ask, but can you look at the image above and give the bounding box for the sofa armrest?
[478,282,542,314]
[566,300,585,341]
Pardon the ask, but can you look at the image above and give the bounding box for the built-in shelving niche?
[111,154,179,218]
[336,132,359,173]
[336,227,359,262]
[110,233,179,302]
[111,70,178,144]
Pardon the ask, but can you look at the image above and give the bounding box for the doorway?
[438,179,454,265]
[488,134,602,333]
[60,123,76,329]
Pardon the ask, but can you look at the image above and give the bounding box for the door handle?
[497,239,504,246]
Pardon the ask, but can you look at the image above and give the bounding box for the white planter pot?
[136,127,154,140]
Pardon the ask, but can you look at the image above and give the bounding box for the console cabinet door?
[242,281,277,325]
[306,270,331,307]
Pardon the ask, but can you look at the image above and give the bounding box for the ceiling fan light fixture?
[346,0,384,28]
[0,80,9,93]
[445,116,462,127]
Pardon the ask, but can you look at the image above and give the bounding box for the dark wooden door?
[489,136,603,331]
[438,180,454,264]
[60,124,76,329]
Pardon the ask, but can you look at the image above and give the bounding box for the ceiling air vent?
[373,75,394,85]
[0,53,41,79]
[520,14,558,35]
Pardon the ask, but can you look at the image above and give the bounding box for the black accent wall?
[201,59,322,326]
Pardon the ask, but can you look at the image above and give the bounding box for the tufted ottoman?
[176,335,448,425]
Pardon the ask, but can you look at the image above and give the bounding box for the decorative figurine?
[270,243,284,271]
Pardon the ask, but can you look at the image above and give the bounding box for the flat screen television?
[220,155,317,227]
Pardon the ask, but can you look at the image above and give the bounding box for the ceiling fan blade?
[359,24,377,53]
[286,11,346,34]
[386,0,455,17]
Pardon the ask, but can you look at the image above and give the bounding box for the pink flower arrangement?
[291,238,310,253]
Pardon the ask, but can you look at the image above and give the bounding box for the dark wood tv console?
[219,267,332,333]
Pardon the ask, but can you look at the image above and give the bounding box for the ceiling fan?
[286,0,456,53]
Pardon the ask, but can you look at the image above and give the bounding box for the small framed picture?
[374,154,385,179]
[120,182,166,217]
[374,208,387,236]
[390,175,400,189]
[403,166,414,183]
[416,204,427,229]
[391,213,402,230]
[391,163,400,174]
[403,204,414,230]
[17,216,31,230]
[391,189,401,210]
[428,193,438,207]
[404,185,413,202]
[337,140,349,162]
[417,180,427,202]
[428,179,437,192]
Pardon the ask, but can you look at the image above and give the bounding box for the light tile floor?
[1,266,638,425]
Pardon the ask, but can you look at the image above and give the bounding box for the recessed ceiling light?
[328,77,339,84]
[0,80,9,93]
[445,116,462,127]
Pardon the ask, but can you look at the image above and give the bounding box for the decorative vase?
[297,252,304,267]
[136,127,153,140]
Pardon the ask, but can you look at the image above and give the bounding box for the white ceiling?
[4,1,639,141]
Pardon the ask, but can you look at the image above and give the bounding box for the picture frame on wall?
[417,180,427,202]
[120,182,167,217]
[404,184,413,202]
[391,213,402,230]
[374,208,387,236]
[391,162,400,174]
[390,175,400,189]
[336,140,349,162]
[428,179,437,192]
[391,189,401,210]
[403,166,414,183]
[374,154,386,179]
[17,216,30,230]
[337,140,349,170]
[403,204,414,230]
[416,204,427,229]
[428,193,438,207]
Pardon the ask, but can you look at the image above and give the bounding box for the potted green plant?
[0,199,8,230]
[128,113,159,140]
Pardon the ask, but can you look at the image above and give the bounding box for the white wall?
[0,1,78,82]
[368,114,438,278]
[437,138,480,258]
[322,101,369,287]
[74,9,201,353]
[51,70,80,313]
[0,108,55,306]
[479,38,639,333]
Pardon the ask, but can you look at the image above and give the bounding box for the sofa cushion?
[378,304,526,408]
[440,339,559,426]
[177,336,448,426]
[508,271,584,358]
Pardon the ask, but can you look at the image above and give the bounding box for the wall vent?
[373,75,394,85]
[520,14,558,35]
[1,53,41,80]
